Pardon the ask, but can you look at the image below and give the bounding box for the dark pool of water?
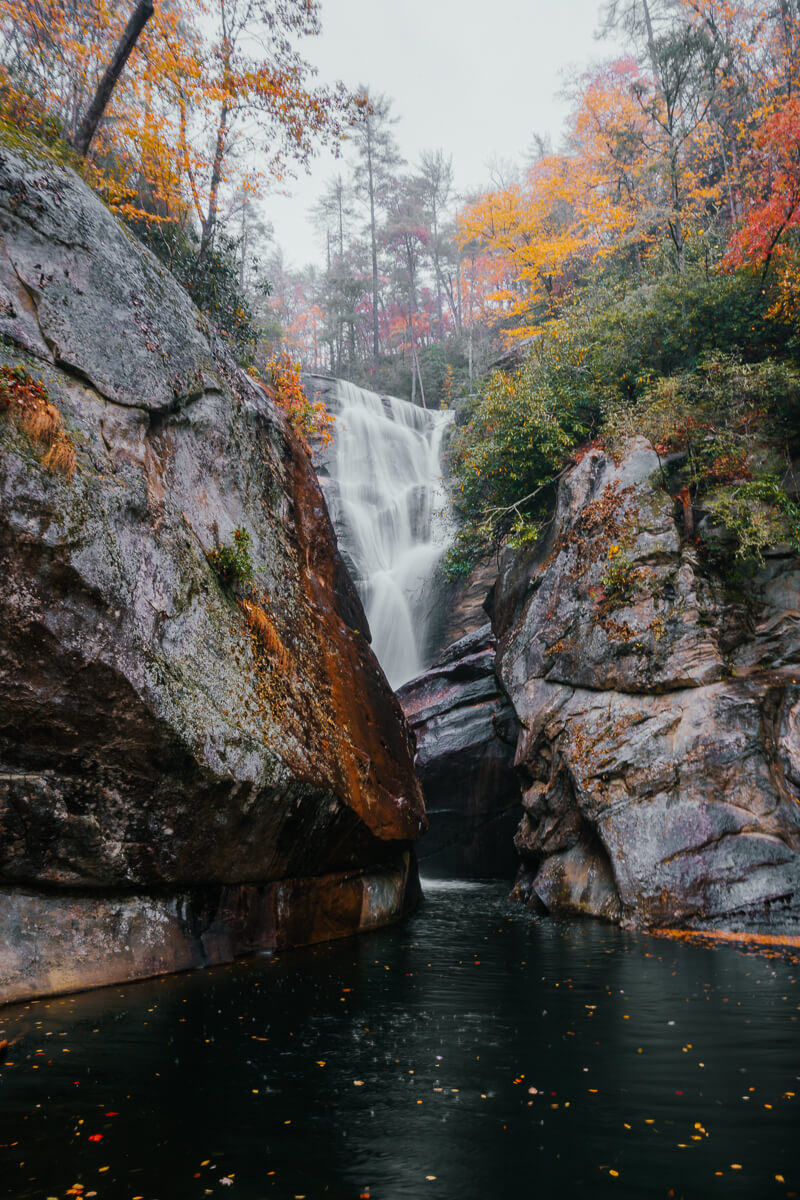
[1,880,799,1200]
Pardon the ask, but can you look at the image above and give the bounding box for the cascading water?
[318,379,453,689]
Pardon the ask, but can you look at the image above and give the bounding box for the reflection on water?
[1,881,799,1199]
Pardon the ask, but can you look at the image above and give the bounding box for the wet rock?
[398,625,521,877]
[0,855,420,1005]
[0,135,424,1002]
[495,440,800,933]
[426,555,499,662]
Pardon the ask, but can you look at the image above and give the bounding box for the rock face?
[398,625,521,877]
[426,555,499,662]
[495,439,800,933]
[0,135,424,1003]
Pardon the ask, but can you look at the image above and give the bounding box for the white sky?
[263,0,620,268]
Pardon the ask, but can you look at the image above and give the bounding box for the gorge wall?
[397,624,521,878]
[0,135,424,1004]
[495,440,800,934]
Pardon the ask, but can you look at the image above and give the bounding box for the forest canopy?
[3,0,800,572]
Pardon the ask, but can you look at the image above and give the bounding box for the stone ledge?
[0,851,419,1006]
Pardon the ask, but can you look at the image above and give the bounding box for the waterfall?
[318,379,452,689]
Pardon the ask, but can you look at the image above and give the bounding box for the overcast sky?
[263,0,621,268]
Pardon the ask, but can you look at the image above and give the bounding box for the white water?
[325,380,452,689]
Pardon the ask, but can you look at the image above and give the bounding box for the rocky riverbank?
[494,440,800,933]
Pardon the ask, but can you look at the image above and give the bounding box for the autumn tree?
[723,94,800,317]
[183,0,354,263]
[71,0,154,156]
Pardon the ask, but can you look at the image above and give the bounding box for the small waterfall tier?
[315,379,453,689]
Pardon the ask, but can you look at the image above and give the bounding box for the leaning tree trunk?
[72,0,155,157]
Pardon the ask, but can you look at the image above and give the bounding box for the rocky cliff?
[0,134,425,1004]
[494,439,800,934]
[397,625,520,877]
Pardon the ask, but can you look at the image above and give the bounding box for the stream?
[1,880,799,1199]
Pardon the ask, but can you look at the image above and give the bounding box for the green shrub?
[702,478,800,569]
[130,221,268,364]
[207,527,256,591]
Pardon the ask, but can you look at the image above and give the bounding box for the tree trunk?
[200,103,230,262]
[413,336,426,408]
[367,131,380,370]
[431,206,444,342]
[72,0,155,157]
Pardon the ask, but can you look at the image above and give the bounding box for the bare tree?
[351,89,403,370]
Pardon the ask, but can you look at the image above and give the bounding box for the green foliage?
[604,354,800,477]
[702,478,800,570]
[447,337,589,533]
[448,255,800,580]
[579,265,792,407]
[507,512,542,550]
[131,221,269,364]
[207,527,256,591]
[441,526,488,582]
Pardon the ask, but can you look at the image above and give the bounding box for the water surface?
[1,880,799,1199]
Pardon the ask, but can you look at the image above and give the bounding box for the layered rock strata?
[398,625,521,877]
[494,440,800,933]
[0,135,424,1003]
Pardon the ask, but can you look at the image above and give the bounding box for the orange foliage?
[0,366,76,480]
[267,353,334,448]
[0,0,353,243]
[457,157,584,337]
[452,0,800,344]
[723,95,800,317]
[239,598,290,672]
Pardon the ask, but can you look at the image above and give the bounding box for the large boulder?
[398,625,521,877]
[0,134,425,1003]
[495,439,800,933]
